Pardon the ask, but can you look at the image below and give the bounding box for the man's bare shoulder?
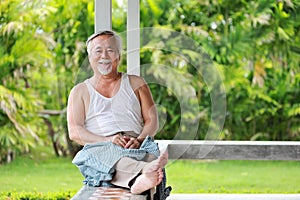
[128,74,147,89]
[69,82,89,97]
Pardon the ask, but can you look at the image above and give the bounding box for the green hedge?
[0,191,76,200]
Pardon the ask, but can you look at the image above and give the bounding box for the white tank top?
[84,73,143,136]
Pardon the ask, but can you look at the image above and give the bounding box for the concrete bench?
[71,185,148,200]
[168,194,300,200]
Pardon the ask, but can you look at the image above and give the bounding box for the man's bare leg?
[130,152,168,194]
[141,151,168,173]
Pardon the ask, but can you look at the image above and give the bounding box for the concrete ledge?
[157,140,300,160]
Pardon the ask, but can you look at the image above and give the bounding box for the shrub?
[0,191,76,200]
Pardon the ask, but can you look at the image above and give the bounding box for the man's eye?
[107,49,114,52]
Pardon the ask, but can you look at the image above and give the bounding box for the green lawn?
[0,146,82,193]
[166,160,300,193]
[0,146,300,194]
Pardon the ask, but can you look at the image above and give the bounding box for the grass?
[0,145,300,194]
[166,160,300,193]
[0,146,82,193]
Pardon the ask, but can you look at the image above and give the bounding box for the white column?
[95,0,112,32]
[127,0,140,76]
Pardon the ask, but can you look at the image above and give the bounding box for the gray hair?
[86,30,122,56]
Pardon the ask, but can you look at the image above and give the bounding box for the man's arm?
[127,75,159,148]
[67,83,112,145]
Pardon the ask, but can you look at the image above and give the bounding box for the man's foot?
[130,167,163,194]
[142,152,168,173]
[130,153,168,194]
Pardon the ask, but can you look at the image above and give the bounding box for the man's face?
[88,34,120,75]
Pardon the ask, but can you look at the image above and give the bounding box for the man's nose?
[101,49,109,58]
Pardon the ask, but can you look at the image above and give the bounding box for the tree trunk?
[43,118,60,156]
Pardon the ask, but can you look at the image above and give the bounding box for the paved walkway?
[168,194,300,200]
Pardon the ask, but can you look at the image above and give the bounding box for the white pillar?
[95,0,112,32]
[127,0,140,76]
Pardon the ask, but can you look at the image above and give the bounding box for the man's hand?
[110,134,141,149]
[123,136,141,149]
[111,134,128,148]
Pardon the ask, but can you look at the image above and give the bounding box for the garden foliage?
[0,0,299,162]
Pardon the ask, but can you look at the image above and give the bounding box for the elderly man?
[67,30,168,195]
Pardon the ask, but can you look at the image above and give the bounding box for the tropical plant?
[139,0,300,141]
[0,0,54,162]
